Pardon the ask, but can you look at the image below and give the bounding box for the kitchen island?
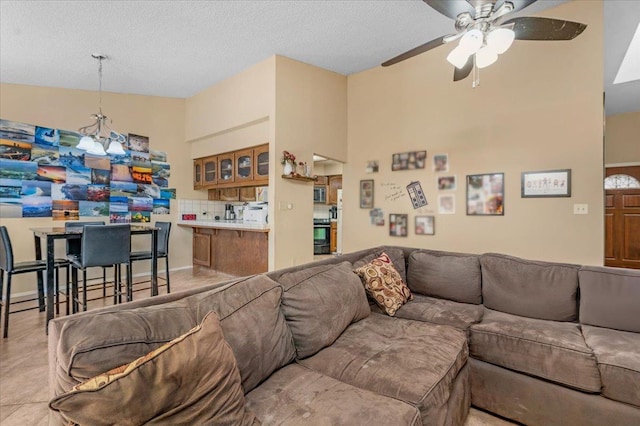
[178,220,268,276]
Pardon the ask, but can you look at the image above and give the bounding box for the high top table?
[30,224,159,332]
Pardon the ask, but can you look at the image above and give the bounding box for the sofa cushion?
[245,364,421,426]
[393,294,484,330]
[353,246,408,282]
[354,252,413,316]
[579,266,640,333]
[50,312,258,425]
[54,302,197,385]
[480,253,580,321]
[298,313,468,424]
[277,261,370,359]
[407,249,482,304]
[470,308,601,392]
[193,274,295,393]
[582,325,640,407]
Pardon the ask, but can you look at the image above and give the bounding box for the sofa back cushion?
[407,249,482,304]
[579,266,640,332]
[193,274,296,393]
[276,261,370,359]
[480,253,579,321]
[352,247,408,282]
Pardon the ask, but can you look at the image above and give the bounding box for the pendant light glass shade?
[106,140,127,155]
[476,45,498,69]
[458,29,483,55]
[86,140,107,156]
[77,135,96,150]
[446,47,471,69]
[487,28,515,54]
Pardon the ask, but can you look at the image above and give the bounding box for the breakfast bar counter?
[178,221,268,276]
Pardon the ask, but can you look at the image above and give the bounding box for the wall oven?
[313,218,331,254]
[313,186,326,204]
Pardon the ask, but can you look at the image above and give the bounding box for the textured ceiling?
[1,0,638,115]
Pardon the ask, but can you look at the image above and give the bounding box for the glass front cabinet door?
[203,156,217,187]
[218,153,235,183]
[235,148,254,183]
[254,144,269,183]
[193,159,203,189]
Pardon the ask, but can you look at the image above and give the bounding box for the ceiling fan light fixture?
[458,29,484,55]
[475,45,498,69]
[487,28,515,54]
[446,46,471,69]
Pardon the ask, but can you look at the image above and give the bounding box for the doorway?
[604,166,640,269]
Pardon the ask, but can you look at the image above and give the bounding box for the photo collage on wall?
[0,119,176,223]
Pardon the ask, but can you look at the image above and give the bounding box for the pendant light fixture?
[77,54,126,156]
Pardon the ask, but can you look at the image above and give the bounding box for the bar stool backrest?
[0,226,15,272]
[81,225,131,268]
[156,222,171,257]
[65,221,106,256]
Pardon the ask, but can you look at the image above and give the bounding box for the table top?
[30,224,159,236]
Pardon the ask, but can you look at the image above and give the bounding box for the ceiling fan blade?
[424,0,475,20]
[503,17,587,41]
[382,36,446,67]
[453,56,474,81]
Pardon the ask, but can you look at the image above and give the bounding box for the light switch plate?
[573,204,588,214]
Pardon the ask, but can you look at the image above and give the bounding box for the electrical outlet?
[278,202,293,210]
[573,204,588,215]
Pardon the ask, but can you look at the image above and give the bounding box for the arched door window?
[604,174,640,189]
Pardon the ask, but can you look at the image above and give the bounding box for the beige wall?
[605,112,640,164]
[273,56,347,268]
[0,83,188,294]
[344,0,604,265]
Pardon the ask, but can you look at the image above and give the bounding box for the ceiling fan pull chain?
[472,56,480,88]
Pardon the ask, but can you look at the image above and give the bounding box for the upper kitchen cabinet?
[203,156,218,187]
[193,159,203,189]
[218,153,235,184]
[327,175,342,205]
[254,144,269,183]
[235,148,254,183]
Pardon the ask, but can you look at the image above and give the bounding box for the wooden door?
[327,175,342,205]
[239,187,257,201]
[193,231,212,267]
[218,153,235,184]
[253,144,269,183]
[219,188,240,201]
[605,166,640,269]
[330,222,337,253]
[202,156,218,187]
[235,148,254,183]
[193,159,203,189]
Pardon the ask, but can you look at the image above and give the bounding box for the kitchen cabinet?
[193,159,203,189]
[218,153,235,184]
[193,231,212,267]
[315,176,328,186]
[330,221,337,253]
[235,148,254,183]
[254,144,269,183]
[208,187,256,202]
[203,156,218,187]
[327,175,343,205]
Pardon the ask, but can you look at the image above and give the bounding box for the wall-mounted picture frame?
[438,194,455,214]
[365,160,379,173]
[360,179,374,208]
[433,154,449,172]
[437,175,456,191]
[392,151,426,171]
[466,173,504,216]
[521,169,571,198]
[415,215,435,235]
[389,213,408,237]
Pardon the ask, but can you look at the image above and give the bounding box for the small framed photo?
[389,214,408,237]
[360,179,374,208]
[392,151,426,171]
[521,169,571,198]
[365,160,379,173]
[415,216,435,235]
[437,175,456,191]
[438,194,455,214]
[433,154,449,172]
[466,173,504,216]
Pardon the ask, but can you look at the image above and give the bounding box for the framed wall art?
[389,213,408,237]
[391,151,426,171]
[521,169,571,198]
[466,173,504,216]
[437,175,456,191]
[360,179,374,208]
[415,215,435,235]
[433,154,449,172]
[438,194,455,214]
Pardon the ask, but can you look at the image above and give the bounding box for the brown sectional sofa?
[48,246,640,425]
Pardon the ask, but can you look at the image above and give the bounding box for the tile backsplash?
[179,199,247,221]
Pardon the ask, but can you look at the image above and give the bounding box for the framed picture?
[438,194,455,214]
[466,173,504,215]
[415,216,435,235]
[389,214,408,237]
[360,179,374,208]
[392,151,426,171]
[433,154,449,172]
[437,175,456,191]
[365,160,379,173]
[521,169,571,198]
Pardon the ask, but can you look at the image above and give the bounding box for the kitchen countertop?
[177,220,269,232]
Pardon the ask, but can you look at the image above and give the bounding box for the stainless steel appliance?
[313,218,331,254]
[313,186,326,204]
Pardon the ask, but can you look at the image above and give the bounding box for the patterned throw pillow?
[353,252,413,316]
[49,312,259,426]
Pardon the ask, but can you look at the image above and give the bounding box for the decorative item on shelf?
[281,150,296,176]
[298,161,310,177]
[76,54,127,156]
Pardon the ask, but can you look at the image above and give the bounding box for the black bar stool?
[128,222,172,300]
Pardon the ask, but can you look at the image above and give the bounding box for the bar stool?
[128,222,171,300]
[67,224,131,312]
[64,221,107,297]
[0,226,65,338]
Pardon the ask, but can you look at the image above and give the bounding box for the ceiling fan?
[382,0,587,85]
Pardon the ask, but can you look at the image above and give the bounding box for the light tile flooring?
[0,267,512,426]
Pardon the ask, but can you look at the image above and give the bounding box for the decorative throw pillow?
[353,252,413,316]
[49,312,259,426]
